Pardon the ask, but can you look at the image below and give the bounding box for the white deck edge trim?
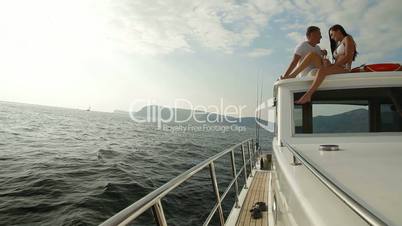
[268,171,273,226]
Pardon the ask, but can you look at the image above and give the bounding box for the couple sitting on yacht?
[280,24,357,104]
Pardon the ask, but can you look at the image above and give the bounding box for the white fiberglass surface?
[293,141,402,225]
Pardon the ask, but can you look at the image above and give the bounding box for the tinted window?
[294,88,402,134]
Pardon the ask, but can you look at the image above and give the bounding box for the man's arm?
[281,54,301,79]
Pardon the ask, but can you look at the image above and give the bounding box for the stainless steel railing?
[100,138,258,226]
[283,141,389,226]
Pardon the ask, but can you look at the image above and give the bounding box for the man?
[281,26,326,79]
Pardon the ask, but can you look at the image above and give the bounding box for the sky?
[1,0,402,117]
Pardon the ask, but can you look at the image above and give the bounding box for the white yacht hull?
[271,137,368,226]
[266,72,402,226]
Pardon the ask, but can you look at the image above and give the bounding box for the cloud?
[247,48,273,58]
[2,0,400,63]
[357,0,402,63]
[106,0,284,55]
[287,32,305,44]
[281,22,306,31]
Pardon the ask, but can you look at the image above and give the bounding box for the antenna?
[259,80,263,145]
[255,73,259,148]
[256,71,264,151]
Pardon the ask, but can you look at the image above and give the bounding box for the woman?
[287,24,357,104]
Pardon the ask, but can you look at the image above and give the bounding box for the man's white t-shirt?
[294,41,322,77]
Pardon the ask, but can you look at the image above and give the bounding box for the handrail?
[283,141,389,226]
[100,138,257,226]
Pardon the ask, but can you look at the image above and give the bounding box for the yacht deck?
[236,171,270,226]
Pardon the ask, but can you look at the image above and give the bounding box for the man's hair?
[306,26,320,37]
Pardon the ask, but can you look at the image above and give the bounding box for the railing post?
[209,162,225,226]
[291,155,302,166]
[252,139,256,158]
[151,199,168,226]
[230,149,240,208]
[240,144,248,189]
[247,141,253,177]
[252,139,258,168]
[253,139,258,168]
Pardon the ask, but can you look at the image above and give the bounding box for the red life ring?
[365,63,401,72]
[351,63,401,72]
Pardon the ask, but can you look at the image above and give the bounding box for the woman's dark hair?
[329,24,357,61]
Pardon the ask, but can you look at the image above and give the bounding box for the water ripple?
[0,101,272,226]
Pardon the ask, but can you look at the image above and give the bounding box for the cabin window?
[293,87,402,134]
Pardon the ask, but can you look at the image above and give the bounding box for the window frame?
[291,87,402,136]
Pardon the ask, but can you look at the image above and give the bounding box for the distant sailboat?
[86,106,91,111]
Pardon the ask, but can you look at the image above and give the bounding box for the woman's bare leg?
[295,65,348,104]
[287,52,322,78]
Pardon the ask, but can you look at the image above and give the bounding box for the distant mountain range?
[313,108,369,133]
[314,108,401,133]
[114,105,266,127]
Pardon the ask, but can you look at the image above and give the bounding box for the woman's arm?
[334,36,355,66]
